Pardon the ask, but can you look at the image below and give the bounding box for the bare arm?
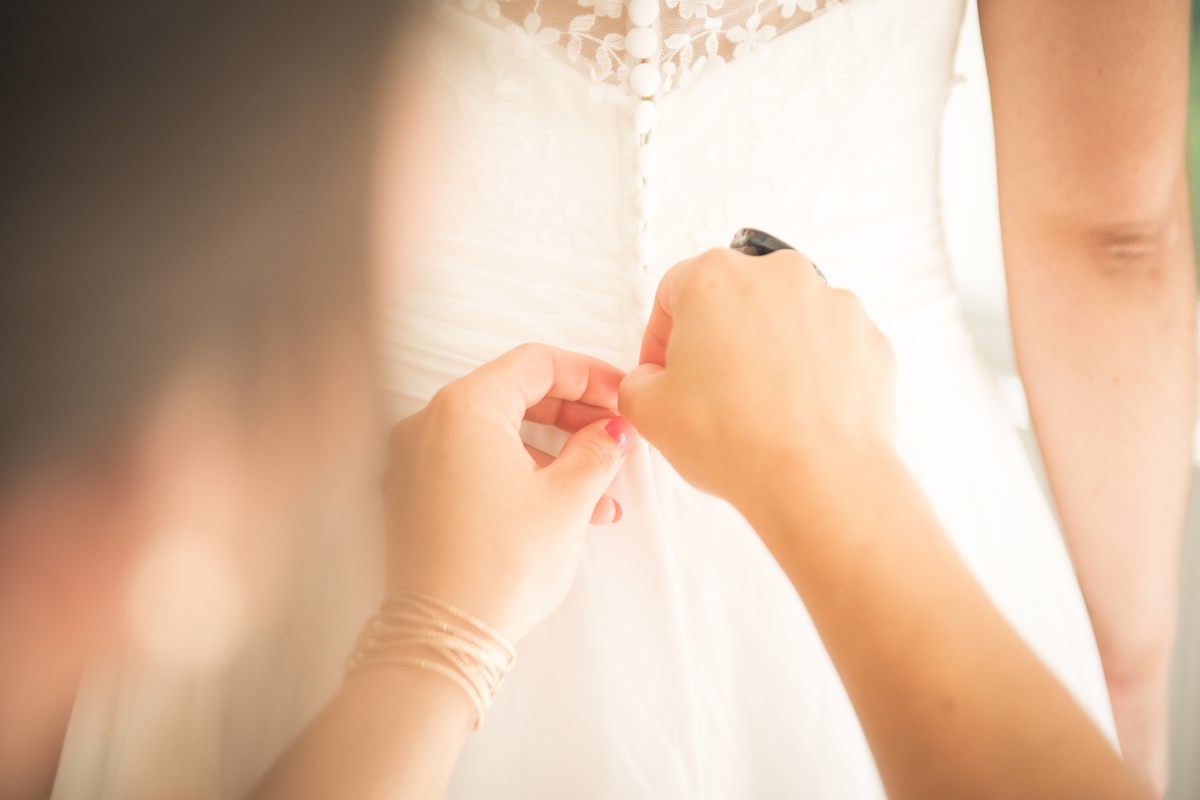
[251,668,478,800]
[979,1,1197,788]
[250,345,632,799]
[250,669,473,800]
[619,248,1152,798]
[748,449,1151,800]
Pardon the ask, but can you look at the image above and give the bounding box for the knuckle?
[581,435,618,474]
[690,251,740,295]
[769,254,812,292]
[875,332,896,370]
[429,381,457,409]
[430,380,473,419]
[769,248,810,271]
[510,341,545,361]
[831,287,862,309]
[833,289,872,328]
[697,247,737,276]
[700,245,732,263]
[386,412,421,458]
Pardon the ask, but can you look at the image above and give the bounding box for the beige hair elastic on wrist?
[345,592,517,729]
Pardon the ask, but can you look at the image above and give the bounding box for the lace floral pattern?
[436,0,837,99]
[422,30,642,259]
[418,0,967,276]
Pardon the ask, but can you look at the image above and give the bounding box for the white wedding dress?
[53,1,1117,797]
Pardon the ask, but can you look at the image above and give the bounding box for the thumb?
[617,363,667,440]
[543,417,636,507]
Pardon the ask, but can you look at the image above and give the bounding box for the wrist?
[342,658,477,733]
[734,439,904,562]
[346,594,518,730]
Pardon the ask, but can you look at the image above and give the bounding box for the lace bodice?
[436,0,840,273]
[418,0,971,369]
[444,1,835,95]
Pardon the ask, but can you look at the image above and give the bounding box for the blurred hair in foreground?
[0,2,420,794]
[0,0,416,484]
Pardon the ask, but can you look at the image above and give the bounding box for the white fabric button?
[637,231,658,266]
[629,62,661,97]
[634,100,657,134]
[638,186,660,220]
[625,26,658,60]
[627,0,660,28]
[633,272,659,307]
[637,143,659,177]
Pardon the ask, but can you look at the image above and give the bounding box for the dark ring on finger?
[729,228,827,282]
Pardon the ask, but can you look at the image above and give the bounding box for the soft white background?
[939,4,1200,796]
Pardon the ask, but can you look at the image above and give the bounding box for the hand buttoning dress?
[53,2,1116,797]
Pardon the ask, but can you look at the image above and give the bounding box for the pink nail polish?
[605,416,633,452]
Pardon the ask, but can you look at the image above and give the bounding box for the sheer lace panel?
[443,0,838,96]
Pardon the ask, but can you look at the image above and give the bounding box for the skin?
[260,245,1156,799]
[0,350,378,799]
[981,1,1198,789]
[7,6,1190,792]
[0,459,145,799]
[251,344,634,799]
[619,247,1153,799]
[0,372,234,799]
[4,249,1165,798]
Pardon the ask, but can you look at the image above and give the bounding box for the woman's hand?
[617,248,1152,800]
[384,343,635,643]
[254,344,635,800]
[618,247,895,517]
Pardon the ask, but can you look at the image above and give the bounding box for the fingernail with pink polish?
[605,416,634,452]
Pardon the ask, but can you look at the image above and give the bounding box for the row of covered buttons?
[627,0,660,274]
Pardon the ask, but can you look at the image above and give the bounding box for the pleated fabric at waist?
[382,206,972,414]
[806,205,971,369]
